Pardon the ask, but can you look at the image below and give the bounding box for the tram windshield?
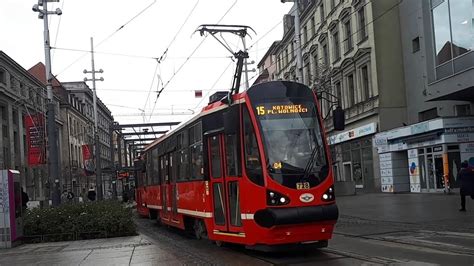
[254,98,328,189]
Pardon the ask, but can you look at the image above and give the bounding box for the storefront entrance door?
[425,153,445,192]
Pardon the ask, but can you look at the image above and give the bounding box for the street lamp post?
[281,0,304,83]
[32,0,62,206]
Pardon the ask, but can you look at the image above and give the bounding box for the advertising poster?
[24,113,46,165]
[82,144,95,176]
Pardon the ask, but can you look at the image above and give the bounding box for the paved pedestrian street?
[1,193,474,265]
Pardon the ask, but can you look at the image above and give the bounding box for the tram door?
[208,134,242,233]
[160,156,170,221]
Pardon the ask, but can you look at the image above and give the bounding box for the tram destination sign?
[256,104,308,116]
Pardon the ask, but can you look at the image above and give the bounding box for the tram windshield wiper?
[301,145,323,181]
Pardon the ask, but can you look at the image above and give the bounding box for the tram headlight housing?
[321,186,335,202]
[267,190,290,206]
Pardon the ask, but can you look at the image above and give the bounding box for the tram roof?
[142,90,247,153]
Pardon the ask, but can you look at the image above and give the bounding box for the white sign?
[328,122,377,145]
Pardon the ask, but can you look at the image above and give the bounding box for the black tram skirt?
[254,204,339,228]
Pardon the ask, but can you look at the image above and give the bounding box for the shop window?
[418,148,425,154]
[447,145,459,151]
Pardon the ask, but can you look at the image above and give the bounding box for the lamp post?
[32,0,62,206]
[281,0,304,83]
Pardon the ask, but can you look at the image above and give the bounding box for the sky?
[0,0,291,132]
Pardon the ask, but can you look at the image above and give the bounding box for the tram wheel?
[193,219,207,240]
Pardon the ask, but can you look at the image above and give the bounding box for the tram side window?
[169,153,174,183]
[190,143,203,180]
[146,155,152,186]
[189,122,203,181]
[177,148,190,181]
[243,106,264,186]
[226,134,241,176]
[152,148,160,185]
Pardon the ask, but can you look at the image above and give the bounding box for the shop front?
[374,117,474,193]
[328,122,377,193]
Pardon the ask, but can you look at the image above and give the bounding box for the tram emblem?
[299,193,314,203]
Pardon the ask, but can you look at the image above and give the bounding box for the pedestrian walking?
[458,161,474,212]
[87,186,96,202]
[21,187,29,209]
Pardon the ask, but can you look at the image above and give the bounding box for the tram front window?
[255,99,328,189]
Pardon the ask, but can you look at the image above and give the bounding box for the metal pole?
[89,37,103,201]
[242,37,250,90]
[294,0,303,83]
[41,0,60,206]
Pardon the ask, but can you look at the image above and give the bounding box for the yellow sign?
[256,104,308,116]
[296,182,310,190]
[273,161,282,169]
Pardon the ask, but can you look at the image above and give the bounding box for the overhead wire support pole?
[32,0,63,206]
[84,37,104,201]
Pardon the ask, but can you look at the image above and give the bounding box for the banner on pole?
[82,144,95,176]
[24,113,46,165]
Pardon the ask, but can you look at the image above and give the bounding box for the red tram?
[134,80,339,249]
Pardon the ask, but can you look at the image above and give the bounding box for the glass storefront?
[339,136,373,189]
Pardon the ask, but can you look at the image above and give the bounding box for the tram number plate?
[296,182,310,190]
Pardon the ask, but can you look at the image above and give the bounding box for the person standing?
[458,161,474,212]
[87,186,96,202]
[21,187,29,209]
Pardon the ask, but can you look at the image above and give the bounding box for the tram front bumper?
[253,203,339,228]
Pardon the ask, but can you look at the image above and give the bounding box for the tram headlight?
[321,186,335,202]
[267,190,290,206]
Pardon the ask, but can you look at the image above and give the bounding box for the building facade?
[62,81,115,197]
[0,52,62,202]
[373,0,474,193]
[261,0,407,192]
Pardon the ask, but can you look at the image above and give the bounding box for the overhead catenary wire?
[55,0,157,77]
[147,0,239,120]
[51,0,66,62]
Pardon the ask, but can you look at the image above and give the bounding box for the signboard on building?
[24,113,46,165]
[82,144,94,176]
[328,122,377,145]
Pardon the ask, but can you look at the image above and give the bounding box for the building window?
[0,69,6,84]
[335,81,343,108]
[454,104,471,116]
[419,108,438,121]
[358,7,367,41]
[303,25,308,44]
[322,39,329,67]
[344,19,353,52]
[312,50,319,81]
[330,0,336,10]
[347,73,355,106]
[432,0,473,66]
[412,37,420,53]
[320,2,325,21]
[360,65,371,100]
[304,57,311,85]
[332,30,341,61]
[311,16,316,35]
